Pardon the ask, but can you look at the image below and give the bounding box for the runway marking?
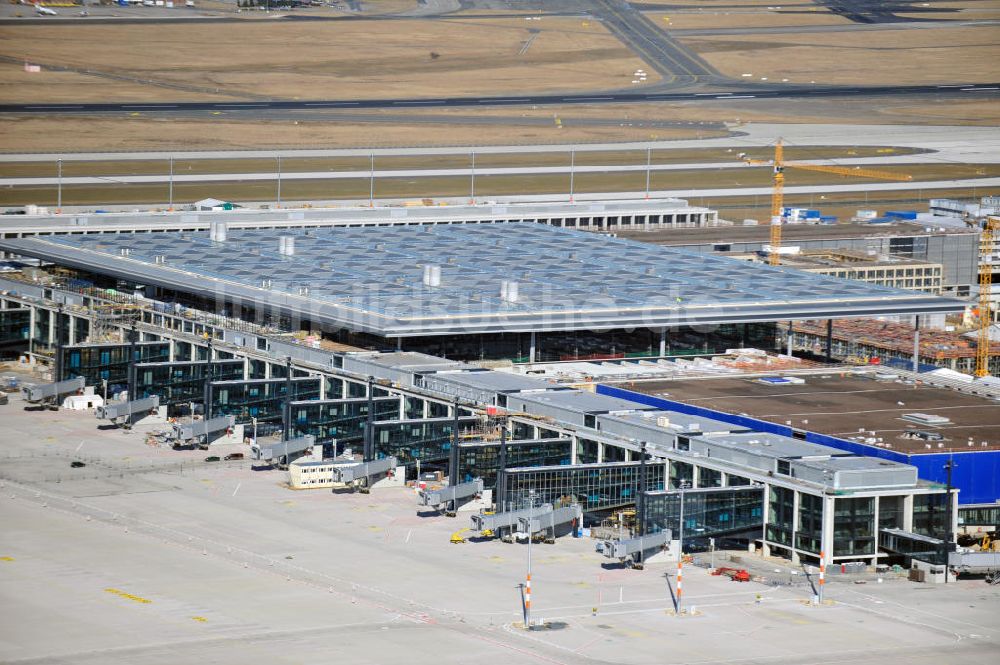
[963,87,999,92]
[304,102,359,106]
[563,97,614,102]
[105,587,153,604]
[716,95,755,99]
[123,105,178,109]
[392,101,445,105]
[479,99,531,103]
[25,105,83,109]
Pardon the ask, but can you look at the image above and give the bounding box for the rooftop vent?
[501,280,519,303]
[209,220,228,242]
[119,248,131,257]
[153,255,166,264]
[423,264,441,287]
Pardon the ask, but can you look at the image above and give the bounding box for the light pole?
[568,149,575,203]
[525,489,536,629]
[470,150,476,204]
[644,147,652,199]
[676,479,689,614]
[252,416,258,446]
[276,155,282,209]
[168,156,174,211]
[369,153,375,208]
[56,158,62,214]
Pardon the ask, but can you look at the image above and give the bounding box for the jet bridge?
[170,415,236,449]
[331,456,398,493]
[419,478,484,515]
[96,395,160,427]
[252,435,316,467]
[600,530,672,569]
[517,504,583,544]
[21,376,85,405]
[471,503,553,538]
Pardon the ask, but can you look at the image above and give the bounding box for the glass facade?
[62,342,171,387]
[288,396,401,454]
[457,438,572,488]
[879,495,905,531]
[372,416,480,470]
[577,439,599,465]
[211,377,321,426]
[795,492,823,554]
[499,461,666,514]
[643,487,764,543]
[136,360,245,409]
[833,497,875,556]
[767,486,795,548]
[0,309,31,357]
[912,493,950,539]
[669,460,694,489]
[959,504,1000,529]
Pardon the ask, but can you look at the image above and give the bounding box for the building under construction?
[792,318,1000,375]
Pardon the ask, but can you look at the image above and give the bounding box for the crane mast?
[738,140,912,266]
[976,217,999,377]
[769,141,784,266]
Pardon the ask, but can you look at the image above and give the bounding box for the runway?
[2,83,997,115]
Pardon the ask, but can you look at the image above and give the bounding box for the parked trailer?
[171,415,235,449]
[601,530,672,569]
[21,376,85,404]
[331,456,397,492]
[96,395,159,426]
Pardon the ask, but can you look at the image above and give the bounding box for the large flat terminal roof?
[0,223,964,337]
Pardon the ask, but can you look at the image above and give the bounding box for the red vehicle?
[712,567,751,582]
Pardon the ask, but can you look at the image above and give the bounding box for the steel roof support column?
[449,398,460,488]
[825,319,833,363]
[912,315,921,374]
[363,375,375,462]
[282,356,292,443]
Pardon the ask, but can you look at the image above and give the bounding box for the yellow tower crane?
[976,216,1000,378]
[738,139,914,266]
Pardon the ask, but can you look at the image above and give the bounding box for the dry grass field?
[2,161,992,207]
[680,25,1000,85]
[0,17,652,104]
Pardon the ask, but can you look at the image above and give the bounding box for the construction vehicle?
[975,216,999,378]
[737,140,912,266]
[711,567,751,582]
[450,528,471,544]
[979,533,1000,553]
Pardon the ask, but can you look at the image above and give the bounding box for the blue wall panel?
[596,384,1000,505]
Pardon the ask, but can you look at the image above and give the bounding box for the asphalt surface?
[589,0,718,84]
[3,83,998,115]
